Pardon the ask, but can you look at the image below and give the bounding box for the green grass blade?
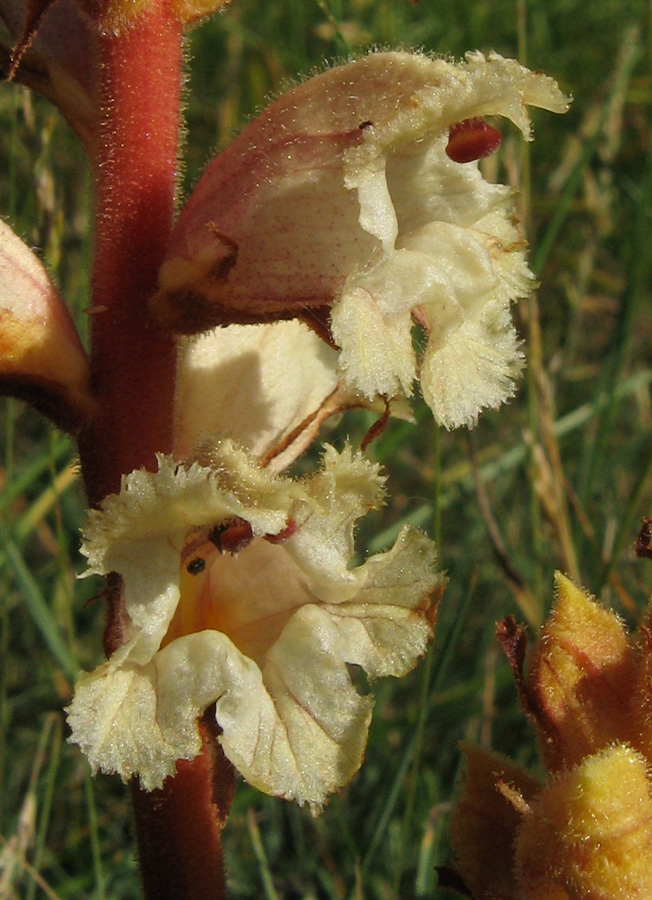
[0,521,78,682]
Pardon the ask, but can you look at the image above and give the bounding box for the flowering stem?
[131,714,235,900]
[78,2,181,504]
[75,6,233,896]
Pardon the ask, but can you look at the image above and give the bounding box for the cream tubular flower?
[153,51,569,428]
[175,319,412,472]
[175,321,343,471]
[67,442,444,810]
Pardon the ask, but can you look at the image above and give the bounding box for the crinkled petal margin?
[81,446,299,665]
[67,526,444,810]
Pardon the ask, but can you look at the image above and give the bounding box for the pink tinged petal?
[0,220,92,431]
[153,132,369,334]
[153,50,566,335]
[154,50,567,429]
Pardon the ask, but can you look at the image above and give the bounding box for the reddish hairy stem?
[78,3,180,504]
[76,7,233,897]
[131,714,235,900]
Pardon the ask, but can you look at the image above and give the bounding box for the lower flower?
[67,442,444,810]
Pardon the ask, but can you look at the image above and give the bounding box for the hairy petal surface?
[68,447,444,809]
[515,745,652,899]
[80,445,297,666]
[154,50,568,427]
[527,571,638,771]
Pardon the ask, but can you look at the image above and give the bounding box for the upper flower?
[152,50,569,428]
[0,0,232,146]
[67,442,444,810]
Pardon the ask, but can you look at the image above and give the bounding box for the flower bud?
[0,220,93,431]
[515,745,652,899]
[527,571,637,770]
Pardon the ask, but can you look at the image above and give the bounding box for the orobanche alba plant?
[0,0,567,894]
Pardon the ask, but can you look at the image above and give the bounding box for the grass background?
[1,0,651,896]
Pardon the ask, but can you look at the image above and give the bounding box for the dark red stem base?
[131,713,235,900]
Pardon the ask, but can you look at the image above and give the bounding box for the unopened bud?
[515,745,652,898]
[0,220,93,431]
[527,571,637,770]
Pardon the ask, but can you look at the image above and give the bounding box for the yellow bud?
[527,572,637,770]
[515,744,652,899]
[171,0,231,25]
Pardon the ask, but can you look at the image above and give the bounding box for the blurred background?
[0,0,650,896]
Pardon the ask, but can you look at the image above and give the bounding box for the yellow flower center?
[162,529,312,663]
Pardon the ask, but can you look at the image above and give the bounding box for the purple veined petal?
[154,130,373,333]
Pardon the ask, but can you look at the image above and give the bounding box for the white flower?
[175,320,342,471]
[152,50,569,428]
[67,442,444,810]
